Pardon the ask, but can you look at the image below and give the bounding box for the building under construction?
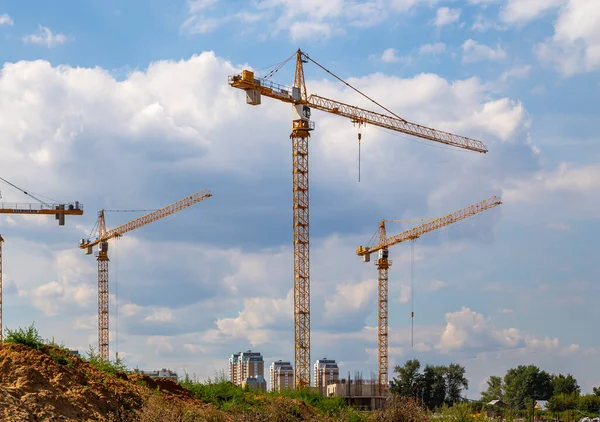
[327,372,385,411]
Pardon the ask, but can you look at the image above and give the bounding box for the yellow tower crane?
[0,176,83,340]
[357,196,502,395]
[229,49,488,388]
[79,189,212,360]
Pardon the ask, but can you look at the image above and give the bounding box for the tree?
[480,375,504,403]
[422,364,447,409]
[390,359,423,397]
[593,386,600,397]
[445,363,469,405]
[552,373,580,396]
[547,393,578,412]
[503,365,553,409]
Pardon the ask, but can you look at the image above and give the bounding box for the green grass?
[272,387,347,416]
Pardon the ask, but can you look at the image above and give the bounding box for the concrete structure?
[141,368,178,382]
[326,379,385,410]
[270,360,294,392]
[229,350,267,391]
[313,358,339,395]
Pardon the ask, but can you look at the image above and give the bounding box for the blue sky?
[0,0,599,396]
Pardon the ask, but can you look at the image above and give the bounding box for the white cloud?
[381,47,401,63]
[462,39,507,63]
[437,307,525,353]
[499,65,532,82]
[499,308,514,315]
[471,14,508,32]
[0,13,13,26]
[188,0,219,13]
[500,0,564,24]
[22,25,68,47]
[181,0,439,41]
[289,21,336,41]
[534,0,600,76]
[504,162,600,203]
[433,7,461,27]
[419,42,446,55]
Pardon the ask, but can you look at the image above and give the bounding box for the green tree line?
[391,360,600,413]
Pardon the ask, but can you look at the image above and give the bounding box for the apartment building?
[270,360,294,392]
[229,350,267,391]
[314,358,339,396]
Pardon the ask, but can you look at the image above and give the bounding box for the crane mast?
[79,189,212,360]
[357,196,502,394]
[229,49,488,389]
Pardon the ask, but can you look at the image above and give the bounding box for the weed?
[83,346,128,375]
[4,322,44,350]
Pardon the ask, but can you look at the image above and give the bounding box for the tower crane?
[229,49,488,388]
[78,189,212,360]
[357,196,502,394]
[0,176,83,340]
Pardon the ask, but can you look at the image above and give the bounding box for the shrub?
[4,322,44,350]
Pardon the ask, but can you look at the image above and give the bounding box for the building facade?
[229,350,267,391]
[314,358,339,396]
[270,360,294,392]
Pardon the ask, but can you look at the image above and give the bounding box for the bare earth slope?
[0,343,216,421]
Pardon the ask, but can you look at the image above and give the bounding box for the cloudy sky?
[0,0,599,396]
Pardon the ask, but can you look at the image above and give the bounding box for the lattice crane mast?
[0,176,83,340]
[79,189,212,360]
[357,196,502,395]
[229,49,488,388]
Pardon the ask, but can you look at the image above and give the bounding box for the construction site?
[0,48,503,408]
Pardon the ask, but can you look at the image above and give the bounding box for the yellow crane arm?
[79,189,212,250]
[357,195,502,256]
[228,72,487,154]
[306,95,487,153]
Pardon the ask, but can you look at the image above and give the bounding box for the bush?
[4,322,44,350]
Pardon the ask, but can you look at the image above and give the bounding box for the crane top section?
[79,189,212,253]
[0,201,83,215]
[357,196,502,258]
[228,49,488,154]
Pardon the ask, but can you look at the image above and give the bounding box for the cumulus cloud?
[500,0,564,24]
[22,25,69,47]
[534,0,600,76]
[433,7,461,27]
[462,39,507,63]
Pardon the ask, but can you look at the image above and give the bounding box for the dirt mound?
[0,343,219,421]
